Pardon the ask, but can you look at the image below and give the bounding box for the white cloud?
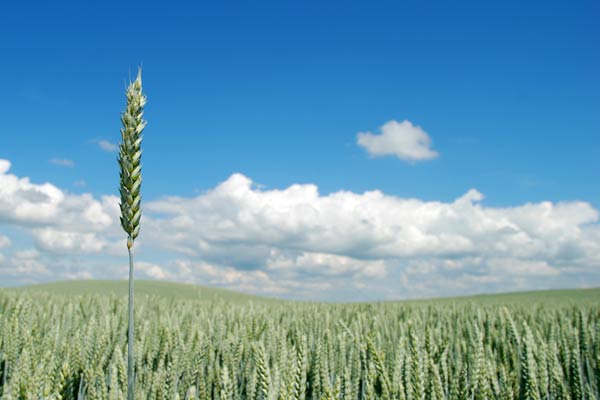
[0,235,11,249]
[170,260,292,296]
[266,250,387,278]
[143,172,599,298]
[96,139,118,152]
[0,160,10,174]
[0,158,599,300]
[49,158,75,168]
[0,172,65,224]
[0,160,122,254]
[8,249,47,275]
[137,261,170,279]
[13,249,40,259]
[0,166,117,228]
[32,228,108,254]
[357,120,438,162]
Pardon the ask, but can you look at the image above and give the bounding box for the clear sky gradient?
[0,0,598,300]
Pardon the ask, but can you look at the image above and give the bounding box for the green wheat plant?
[118,68,146,400]
[0,284,598,399]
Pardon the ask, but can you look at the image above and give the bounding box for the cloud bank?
[0,159,598,300]
[357,120,439,162]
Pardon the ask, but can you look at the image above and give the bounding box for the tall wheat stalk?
[118,67,146,400]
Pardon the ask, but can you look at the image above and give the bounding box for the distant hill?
[400,287,600,306]
[3,280,599,305]
[9,280,273,303]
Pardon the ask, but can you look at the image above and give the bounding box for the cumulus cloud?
[32,228,108,254]
[137,261,171,280]
[0,160,10,175]
[144,172,599,298]
[266,250,387,279]
[357,120,438,162]
[0,158,599,300]
[49,158,75,168]
[0,160,122,255]
[9,249,47,275]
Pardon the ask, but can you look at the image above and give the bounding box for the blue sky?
[0,0,599,300]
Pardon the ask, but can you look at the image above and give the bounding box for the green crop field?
[0,281,598,399]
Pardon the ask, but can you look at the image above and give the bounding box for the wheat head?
[118,68,146,247]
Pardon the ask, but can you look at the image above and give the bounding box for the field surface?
[0,281,598,399]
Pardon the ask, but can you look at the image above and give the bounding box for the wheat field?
[0,281,598,399]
